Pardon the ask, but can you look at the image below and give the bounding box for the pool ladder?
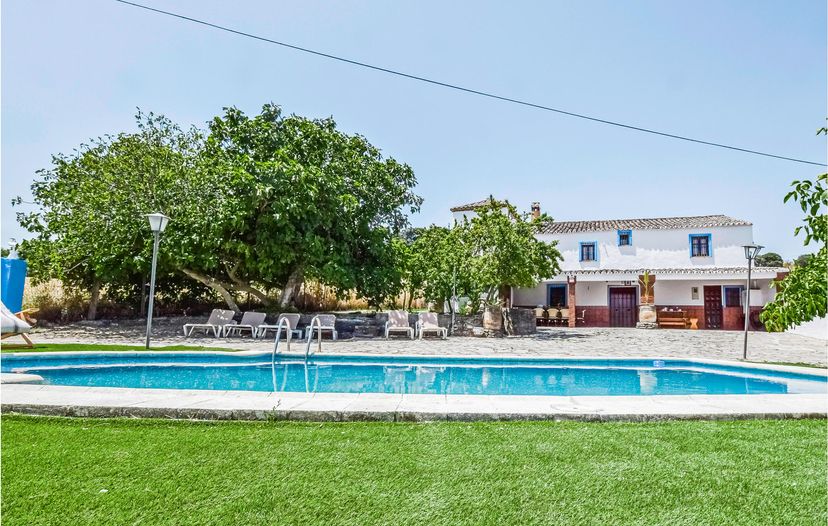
[271,315,323,361]
[271,315,323,392]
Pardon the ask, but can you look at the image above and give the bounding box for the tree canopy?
[761,129,827,332]
[16,104,421,315]
[754,252,784,268]
[405,199,562,310]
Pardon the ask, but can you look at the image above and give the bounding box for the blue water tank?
[1,258,28,312]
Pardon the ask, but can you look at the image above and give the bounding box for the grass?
[2,416,825,525]
[1,343,239,353]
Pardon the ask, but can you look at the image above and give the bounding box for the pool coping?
[1,352,826,421]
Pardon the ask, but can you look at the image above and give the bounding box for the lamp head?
[146,212,170,233]
[743,243,763,260]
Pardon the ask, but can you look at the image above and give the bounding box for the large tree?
[761,129,827,331]
[15,111,206,318]
[195,104,421,308]
[754,252,784,268]
[407,198,562,314]
[16,104,421,314]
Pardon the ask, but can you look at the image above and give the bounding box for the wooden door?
[704,286,723,329]
[609,287,637,327]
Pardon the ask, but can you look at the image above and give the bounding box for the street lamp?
[742,243,763,360]
[145,213,170,349]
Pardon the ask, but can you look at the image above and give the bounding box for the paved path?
[26,322,828,365]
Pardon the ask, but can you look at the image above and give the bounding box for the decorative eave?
[560,266,784,276]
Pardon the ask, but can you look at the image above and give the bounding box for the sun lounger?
[305,314,338,341]
[183,309,236,337]
[385,310,414,339]
[223,311,267,338]
[417,312,447,340]
[257,313,303,340]
[1,302,34,348]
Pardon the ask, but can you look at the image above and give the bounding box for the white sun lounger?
[183,309,236,337]
[385,310,414,339]
[305,314,338,341]
[223,311,267,338]
[257,313,303,340]
[417,312,447,340]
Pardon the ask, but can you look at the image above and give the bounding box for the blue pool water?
[2,353,825,396]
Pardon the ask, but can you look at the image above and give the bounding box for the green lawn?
[2,416,825,525]
[2,343,239,353]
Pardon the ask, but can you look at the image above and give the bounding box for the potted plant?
[638,271,657,325]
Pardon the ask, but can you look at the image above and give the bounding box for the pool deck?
[2,354,826,421]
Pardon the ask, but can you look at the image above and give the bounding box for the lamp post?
[742,243,763,360]
[145,213,170,349]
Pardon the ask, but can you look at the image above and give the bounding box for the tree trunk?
[180,268,241,313]
[279,267,304,309]
[225,262,272,306]
[87,280,101,320]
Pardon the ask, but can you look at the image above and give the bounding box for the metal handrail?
[270,317,294,387]
[304,315,323,359]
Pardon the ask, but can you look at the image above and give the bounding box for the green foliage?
[15,104,421,311]
[794,253,814,268]
[465,199,562,304]
[15,111,207,306]
[761,136,827,332]
[406,199,562,308]
[754,252,784,268]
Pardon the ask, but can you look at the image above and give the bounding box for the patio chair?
[257,313,303,340]
[576,309,586,326]
[559,308,570,322]
[305,314,338,341]
[385,310,414,339]
[223,311,267,338]
[0,302,34,348]
[533,306,546,326]
[183,309,236,337]
[417,312,447,340]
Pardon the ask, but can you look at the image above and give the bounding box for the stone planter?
[638,304,657,323]
[637,304,658,329]
[482,306,503,332]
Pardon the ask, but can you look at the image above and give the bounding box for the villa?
[451,200,786,330]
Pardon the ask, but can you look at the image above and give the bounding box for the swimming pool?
[2,353,825,396]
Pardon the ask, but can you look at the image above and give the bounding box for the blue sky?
[2,0,825,259]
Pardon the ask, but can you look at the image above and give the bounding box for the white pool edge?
[2,353,825,421]
[2,384,825,422]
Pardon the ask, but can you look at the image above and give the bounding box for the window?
[724,286,743,307]
[547,284,567,307]
[579,242,597,261]
[689,234,711,257]
[691,286,699,300]
[617,230,632,246]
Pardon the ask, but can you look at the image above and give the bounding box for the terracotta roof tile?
[539,215,751,234]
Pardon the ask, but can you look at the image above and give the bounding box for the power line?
[114,0,826,167]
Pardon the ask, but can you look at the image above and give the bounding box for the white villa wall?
[577,282,612,305]
[538,225,755,272]
[512,285,548,306]
[655,279,774,306]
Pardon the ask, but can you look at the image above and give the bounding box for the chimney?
[531,202,541,220]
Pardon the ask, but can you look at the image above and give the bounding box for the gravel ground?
[23,317,828,365]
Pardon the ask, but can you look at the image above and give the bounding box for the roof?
[539,215,751,235]
[450,198,506,212]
